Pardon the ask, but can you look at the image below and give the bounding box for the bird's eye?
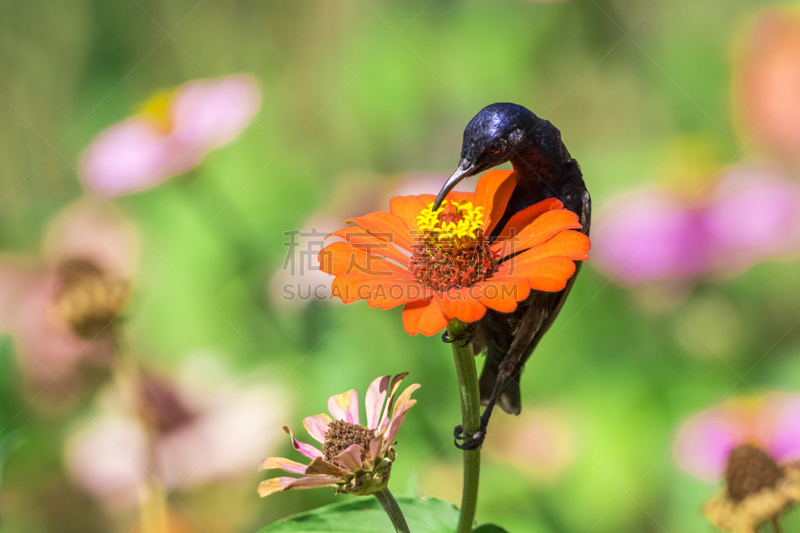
[487,141,503,155]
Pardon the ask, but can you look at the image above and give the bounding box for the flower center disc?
[410,201,498,291]
[725,444,784,502]
[55,259,130,339]
[323,420,375,463]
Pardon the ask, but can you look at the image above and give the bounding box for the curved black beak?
[433,160,476,210]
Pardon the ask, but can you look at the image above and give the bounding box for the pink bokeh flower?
[65,361,286,510]
[674,394,800,481]
[734,8,800,161]
[592,166,800,286]
[0,201,137,386]
[674,394,800,532]
[258,373,419,498]
[484,408,575,482]
[80,74,260,198]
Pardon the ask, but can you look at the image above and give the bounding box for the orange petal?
[438,289,487,323]
[402,299,449,336]
[318,242,412,278]
[346,211,415,251]
[497,256,577,292]
[330,226,411,265]
[496,231,590,278]
[493,209,583,257]
[526,257,577,292]
[331,276,429,309]
[496,198,564,240]
[474,277,531,313]
[439,191,475,205]
[473,170,516,234]
[390,194,437,230]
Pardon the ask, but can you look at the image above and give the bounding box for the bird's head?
[433,103,540,210]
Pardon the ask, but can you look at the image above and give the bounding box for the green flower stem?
[374,489,410,533]
[448,319,481,533]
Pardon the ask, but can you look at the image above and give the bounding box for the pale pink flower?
[0,201,137,385]
[592,166,800,285]
[65,362,286,510]
[674,393,800,482]
[80,74,260,198]
[258,373,419,497]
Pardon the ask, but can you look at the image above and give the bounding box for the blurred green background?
[2,1,800,532]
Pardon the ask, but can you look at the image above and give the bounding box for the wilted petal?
[383,410,410,452]
[257,477,291,497]
[331,443,363,472]
[674,410,745,480]
[303,413,332,444]
[328,389,359,424]
[259,457,307,475]
[383,386,419,449]
[379,372,409,429]
[365,375,390,430]
[283,426,323,460]
[392,383,421,418]
[369,436,383,463]
[305,456,347,477]
[258,475,335,497]
[767,395,800,462]
[284,475,341,491]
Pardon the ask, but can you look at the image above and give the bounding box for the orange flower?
[318,170,590,336]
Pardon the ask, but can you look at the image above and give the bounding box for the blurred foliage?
[2,1,800,532]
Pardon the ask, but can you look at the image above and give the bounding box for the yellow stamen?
[135,89,176,133]
[416,201,485,244]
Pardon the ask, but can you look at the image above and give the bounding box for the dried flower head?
[55,258,130,339]
[674,394,800,532]
[258,373,419,497]
[704,446,800,533]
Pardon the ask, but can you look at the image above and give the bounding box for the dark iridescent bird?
[433,103,591,448]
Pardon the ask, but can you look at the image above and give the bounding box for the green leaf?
[472,525,510,533]
[258,495,459,533]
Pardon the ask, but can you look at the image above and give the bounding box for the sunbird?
[433,103,591,448]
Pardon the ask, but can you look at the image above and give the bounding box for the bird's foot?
[453,417,489,450]
[441,328,476,348]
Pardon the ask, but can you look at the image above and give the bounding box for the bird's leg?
[441,324,476,347]
[454,382,498,450]
[454,346,521,450]
[454,404,493,450]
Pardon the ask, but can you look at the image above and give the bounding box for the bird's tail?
[479,358,522,415]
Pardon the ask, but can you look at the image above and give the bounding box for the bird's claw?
[441,329,475,348]
[453,418,488,450]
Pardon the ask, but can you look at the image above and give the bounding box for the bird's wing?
[480,188,591,413]
[517,187,591,365]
